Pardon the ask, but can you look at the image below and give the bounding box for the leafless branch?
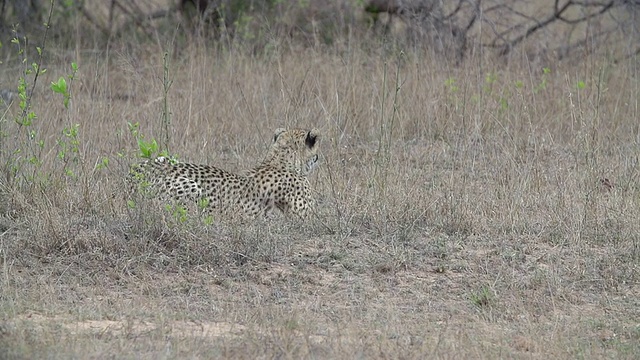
[556,1,617,24]
[444,0,465,20]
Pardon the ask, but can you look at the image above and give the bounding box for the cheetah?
[130,128,321,220]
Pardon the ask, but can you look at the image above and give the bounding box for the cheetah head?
[263,128,320,173]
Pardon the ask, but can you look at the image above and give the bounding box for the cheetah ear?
[305,129,320,149]
[273,128,287,142]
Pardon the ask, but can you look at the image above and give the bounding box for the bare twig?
[444,0,465,20]
[556,1,616,25]
[614,46,640,63]
[108,0,116,35]
[498,0,571,56]
[21,0,55,122]
[478,0,623,57]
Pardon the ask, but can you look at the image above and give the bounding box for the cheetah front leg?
[283,183,314,221]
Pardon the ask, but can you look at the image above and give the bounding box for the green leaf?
[198,198,210,209]
[577,80,586,89]
[138,138,158,159]
[128,122,140,137]
[51,77,67,95]
[485,73,497,84]
[17,78,26,92]
[499,97,508,110]
[444,77,458,93]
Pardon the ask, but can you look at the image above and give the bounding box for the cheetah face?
[266,128,320,173]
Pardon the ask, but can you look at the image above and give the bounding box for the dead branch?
[497,0,619,56]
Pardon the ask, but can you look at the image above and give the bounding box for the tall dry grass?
[0,6,639,358]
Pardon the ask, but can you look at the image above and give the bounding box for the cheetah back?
[134,158,252,214]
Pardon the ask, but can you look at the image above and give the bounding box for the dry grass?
[0,10,639,358]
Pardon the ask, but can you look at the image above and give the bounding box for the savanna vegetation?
[0,0,639,358]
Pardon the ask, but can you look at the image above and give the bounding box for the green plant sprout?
[138,137,159,159]
[483,72,498,94]
[127,200,136,209]
[7,27,48,184]
[197,198,210,210]
[469,286,495,308]
[165,204,188,224]
[94,157,110,171]
[444,77,458,93]
[56,123,80,178]
[198,198,215,225]
[50,62,78,109]
[535,67,551,93]
[128,121,160,159]
[499,97,509,110]
[50,61,81,179]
